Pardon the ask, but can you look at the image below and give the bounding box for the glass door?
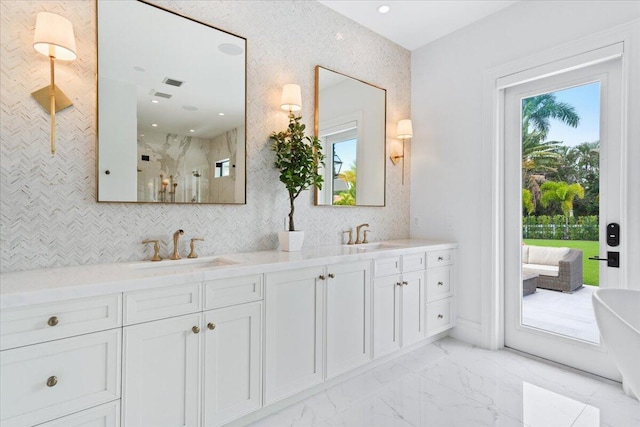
[504,57,623,380]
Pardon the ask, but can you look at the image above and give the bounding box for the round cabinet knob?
[207,322,216,331]
[319,275,326,280]
[46,376,58,387]
[328,273,335,279]
[438,256,444,261]
[192,326,200,334]
[437,314,444,319]
[105,170,111,175]
[402,281,408,286]
[396,282,403,287]
[47,316,59,327]
[437,281,444,286]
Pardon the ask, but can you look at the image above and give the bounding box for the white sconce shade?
[397,119,413,139]
[280,83,302,112]
[33,12,77,61]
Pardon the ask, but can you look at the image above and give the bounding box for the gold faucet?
[188,237,204,259]
[343,229,354,245]
[355,223,369,244]
[170,229,184,260]
[142,239,162,261]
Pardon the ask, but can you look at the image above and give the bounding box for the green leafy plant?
[270,114,325,231]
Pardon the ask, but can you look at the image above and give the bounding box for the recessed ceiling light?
[377,5,390,14]
[133,66,146,72]
[189,129,195,133]
[151,123,158,127]
[218,112,225,116]
[151,99,159,104]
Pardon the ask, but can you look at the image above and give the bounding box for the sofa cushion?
[528,246,570,266]
[522,245,529,263]
[523,263,560,277]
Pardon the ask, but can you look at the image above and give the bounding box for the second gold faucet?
[170,229,184,260]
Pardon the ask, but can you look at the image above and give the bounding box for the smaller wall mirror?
[97,0,246,204]
[315,66,386,206]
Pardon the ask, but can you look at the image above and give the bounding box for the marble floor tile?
[249,337,640,427]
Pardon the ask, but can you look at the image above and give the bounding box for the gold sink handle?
[142,239,162,261]
[188,237,204,259]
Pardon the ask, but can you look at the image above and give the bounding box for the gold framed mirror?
[97,0,246,204]
[314,66,386,207]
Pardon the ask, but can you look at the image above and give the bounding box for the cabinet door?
[401,271,425,347]
[122,313,202,427]
[264,266,325,404]
[203,302,262,427]
[326,260,371,379]
[373,276,401,358]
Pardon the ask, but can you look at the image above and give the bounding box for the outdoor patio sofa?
[522,245,583,293]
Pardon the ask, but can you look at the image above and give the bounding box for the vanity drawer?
[124,282,201,325]
[426,250,454,268]
[36,400,120,427]
[0,294,122,350]
[373,257,401,278]
[402,252,426,273]
[426,266,453,302]
[425,298,454,336]
[204,273,263,309]
[0,329,121,427]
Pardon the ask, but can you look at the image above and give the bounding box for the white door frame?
[480,21,637,352]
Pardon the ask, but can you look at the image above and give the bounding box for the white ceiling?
[318,0,519,50]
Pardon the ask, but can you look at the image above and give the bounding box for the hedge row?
[522,215,598,240]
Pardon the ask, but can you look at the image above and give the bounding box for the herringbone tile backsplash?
[0,0,411,273]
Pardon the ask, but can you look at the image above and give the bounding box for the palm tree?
[522,94,580,141]
[540,180,585,239]
[521,93,581,210]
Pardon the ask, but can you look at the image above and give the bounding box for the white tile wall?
[0,0,411,272]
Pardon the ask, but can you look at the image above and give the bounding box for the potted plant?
[270,114,325,251]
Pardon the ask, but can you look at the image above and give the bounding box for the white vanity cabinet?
[0,239,457,427]
[264,266,325,404]
[122,312,203,427]
[325,260,371,379]
[0,295,122,427]
[425,249,456,336]
[122,276,263,427]
[373,253,427,358]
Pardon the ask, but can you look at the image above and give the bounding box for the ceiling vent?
[151,91,172,99]
[163,77,184,87]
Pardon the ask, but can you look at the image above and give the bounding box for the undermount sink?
[129,256,237,271]
[350,242,404,252]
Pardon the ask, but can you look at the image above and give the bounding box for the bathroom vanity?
[0,239,456,427]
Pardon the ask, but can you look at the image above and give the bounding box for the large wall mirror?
[315,66,386,206]
[97,0,246,203]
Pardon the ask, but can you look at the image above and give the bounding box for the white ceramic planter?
[278,231,305,252]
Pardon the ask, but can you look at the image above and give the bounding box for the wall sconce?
[31,11,77,154]
[280,83,302,117]
[390,119,412,184]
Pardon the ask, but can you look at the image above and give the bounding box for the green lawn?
[523,239,599,286]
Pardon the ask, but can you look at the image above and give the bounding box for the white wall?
[0,0,411,272]
[410,1,640,345]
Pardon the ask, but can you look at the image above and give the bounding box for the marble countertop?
[0,239,456,309]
